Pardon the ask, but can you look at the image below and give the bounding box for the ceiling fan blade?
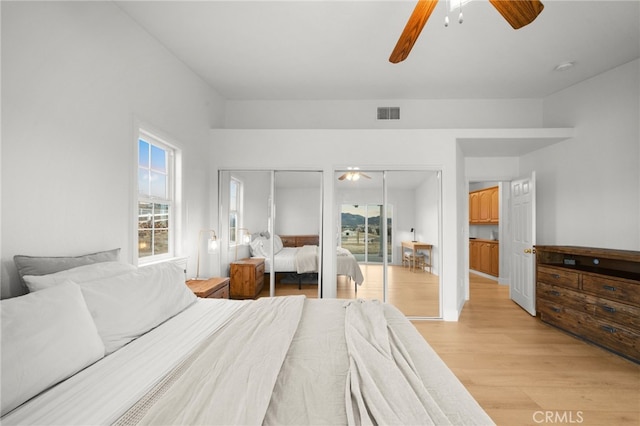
[389,0,439,64]
[338,173,347,181]
[489,0,544,29]
[360,173,372,179]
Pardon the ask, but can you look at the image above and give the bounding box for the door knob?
[524,248,536,254]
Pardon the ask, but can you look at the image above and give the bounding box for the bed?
[250,234,365,287]
[2,250,494,425]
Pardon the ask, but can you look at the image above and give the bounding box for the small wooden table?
[186,277,230,299]
[401,241,433,273]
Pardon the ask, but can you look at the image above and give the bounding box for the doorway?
[339,204,391,263]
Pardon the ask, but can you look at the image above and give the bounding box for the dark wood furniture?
[230,258,265,299]
[280,235,319,248]
[536,245,640,363]
[186,277,230,299]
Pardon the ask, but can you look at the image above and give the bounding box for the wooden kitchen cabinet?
[469,239,499,277]
[469,186,499,224]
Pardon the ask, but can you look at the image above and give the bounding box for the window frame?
[135,127,181,265]
[229,177,243,247]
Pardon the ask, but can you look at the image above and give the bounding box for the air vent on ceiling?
[377,107,400,120]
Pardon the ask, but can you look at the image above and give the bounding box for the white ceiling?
[116,0,639,101]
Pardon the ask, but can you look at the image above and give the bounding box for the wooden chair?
[403,252,426,271]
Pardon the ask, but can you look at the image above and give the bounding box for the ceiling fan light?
[352,173,361,181]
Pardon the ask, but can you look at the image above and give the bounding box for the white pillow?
[249,235,283,258]
[250,236,267,257]
[1,281,105,416]
[23,261,137,292]
[79,262,196,354]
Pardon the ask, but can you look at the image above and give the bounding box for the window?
[229,177,242,245]
[137,131,176,262]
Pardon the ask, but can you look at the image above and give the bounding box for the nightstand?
[186,277,230,299]
[230,258,265,299]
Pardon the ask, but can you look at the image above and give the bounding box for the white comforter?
[263,245,365,285]
[4,297,494,426]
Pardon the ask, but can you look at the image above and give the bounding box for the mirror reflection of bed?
[221,169,441,318]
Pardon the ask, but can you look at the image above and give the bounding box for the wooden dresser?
[230,258,265,299]
[536,245,640,363]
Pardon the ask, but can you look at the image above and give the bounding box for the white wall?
[275,187,321,236]
[224,99,543,129]
[523,59,640,250]
[1,2,225,297]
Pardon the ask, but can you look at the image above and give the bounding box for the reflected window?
[229,177,243,245]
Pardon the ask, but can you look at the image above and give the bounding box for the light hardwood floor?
[260,264,440,316]
[414,274,640,426]
[258,268,639,425]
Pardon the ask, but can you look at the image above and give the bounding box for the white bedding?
[262,245,365,285]
[3,296,494,426]
[1,299,246,425]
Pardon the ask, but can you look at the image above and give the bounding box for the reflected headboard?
[279,235,319,248]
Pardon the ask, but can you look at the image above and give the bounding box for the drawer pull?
[551,274,561,279]
[602,285,617,292]
[600,325,617,334]
[550,290,560,296]
[601,306,616,313]
[551,307,561,313]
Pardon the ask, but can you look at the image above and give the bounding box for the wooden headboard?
[280,235,319,247]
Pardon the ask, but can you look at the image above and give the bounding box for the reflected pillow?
[249,235,283,258]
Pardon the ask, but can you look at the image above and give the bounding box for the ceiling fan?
[338,168,371,181]
[389,0,544,63]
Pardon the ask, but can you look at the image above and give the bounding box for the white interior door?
[510,172,536,315]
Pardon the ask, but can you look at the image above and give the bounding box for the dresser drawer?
[210,284,229,299]
[585,294,640,331]
[582,274,640,306]
[537,265,580,289]
[256,261,265,276]
[537,282,591,314]
[580,315,640,362]
[537,299,583,336]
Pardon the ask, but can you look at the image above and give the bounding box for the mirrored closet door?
[272,171,322,298]
[334,169,442,318]
[219,170,322,299]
